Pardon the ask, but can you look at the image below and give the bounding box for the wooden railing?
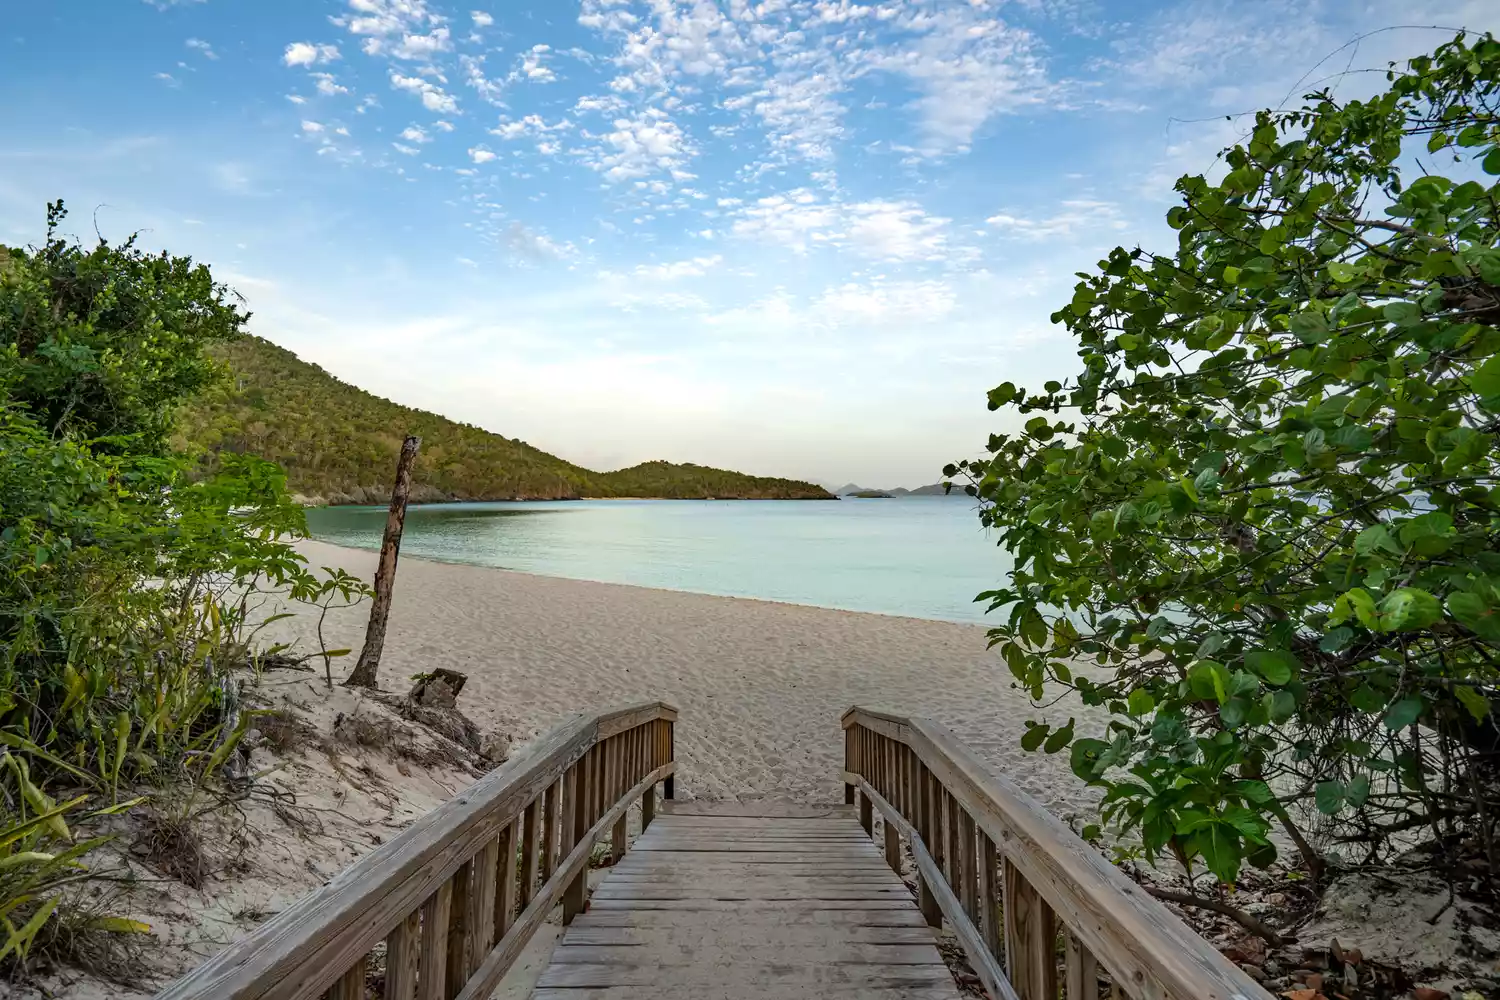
[842,707,1270,1000]
[158,702,677,1000]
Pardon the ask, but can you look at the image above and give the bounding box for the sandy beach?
[275,540,1098,823]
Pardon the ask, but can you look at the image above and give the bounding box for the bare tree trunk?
[345,435,421,690]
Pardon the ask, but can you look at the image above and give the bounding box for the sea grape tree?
[951,33,1500,888]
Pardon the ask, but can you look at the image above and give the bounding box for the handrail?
[841,707,1270,1000]
[157,701,677,1000]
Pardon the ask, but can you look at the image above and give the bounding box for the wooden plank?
[901,717,1269,1000]
[539,962,954,988]
[564,753,590,923]
[859,790,874,837]
[532,987,961,1000]
[492,821,517,940]
[960,810,978,925]
[560,925,941,946]
[327,956,364,1000]
[540,780,560,884]
[641,783,656,831]
[550,944,944,965]
[883,815,900,872]
[519,800,539,908]
[1066,931,1100,1000]
[415,882,452,1000]
[444,862,471,1000]
[980,832,1001,963]
[157,706,678,1000]
[1005,857,1057,1000]
[451,761,673,1000]
[571,908,930,928]
[855,779,1020,1000]
[383,911,420,1000]
[467,838,499,976]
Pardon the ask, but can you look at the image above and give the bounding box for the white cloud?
[472,11,494,28]
[468,147,497,164]
[312,72,349,96]
[286,94,309,105]
[186,37,217,59]
[392,28,452,60]
[986,199,1127,240]
[728,190,954,262]
[514,44,557,83]
[873,5,1055,156]
[633,255,723,280]
[433,120,455,131]
[390,72,459,113]
[490,115,572,141]
[400,125,432,143]
[154,72,180,87]
[301,120,326,133]
[284,42,341,67]
[812,279,958,327]
[585,109,694,184]
[142,0,206,8]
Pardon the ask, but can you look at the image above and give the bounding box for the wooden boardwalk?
[533,803,963,999]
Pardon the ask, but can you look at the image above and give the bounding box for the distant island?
[835,482,959,497]
[175,336,836,504]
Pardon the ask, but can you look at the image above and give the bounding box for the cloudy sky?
[3,1,1497,487]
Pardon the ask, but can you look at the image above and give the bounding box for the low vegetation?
[955,28,1500,943]
[0,203,353,974]
[176,336,833,502]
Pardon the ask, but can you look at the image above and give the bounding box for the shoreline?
[299,537,996,629]
[268,540,1098,817]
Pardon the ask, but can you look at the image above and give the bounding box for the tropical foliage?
[176,336,833,501]
[953,33,1500,890]
[0,203,332,967]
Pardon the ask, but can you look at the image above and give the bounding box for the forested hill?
[175,336,834,503]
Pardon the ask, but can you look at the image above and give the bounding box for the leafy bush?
[0,202,336,967]
[952,33,1500,889]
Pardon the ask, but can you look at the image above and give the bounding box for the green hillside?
[175,336,834,503]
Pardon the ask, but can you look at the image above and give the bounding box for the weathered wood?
[980,832,1002,962]
[641,783,656,831]
[1004,858,1057,1000]
[883,814,900,871]
[851,780,1019,1000]
[468,838,499,976]
[535,806,961,999]
[451,761,674,1000]
[383,911,420,1000]
[327,956,364,1000]
[842,709,1272,1000]
[563,752,590,924]
[858,790,873,836]
[346,434,420,690]
[155,705,674,1000]
[444,861,472,1000]
[541,780,560,883]
[960,810,978,925]
[1066,931,1100,1000]
[416,882,452,1000]
[519,800,539,908]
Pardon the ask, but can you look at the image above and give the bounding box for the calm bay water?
[305,497,1012,625]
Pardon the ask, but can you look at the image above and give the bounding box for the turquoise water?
[305,497,1011,625]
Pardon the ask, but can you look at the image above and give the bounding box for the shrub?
[952,33,1500,889]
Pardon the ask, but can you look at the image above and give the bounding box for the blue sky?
[3,1,1497,487]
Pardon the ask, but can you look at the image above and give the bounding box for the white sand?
[273,540,1098,823]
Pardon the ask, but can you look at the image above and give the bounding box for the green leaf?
[986,382,1019,410]
[1020,723,1050,752]
[1384,696,1424,731]
[1043,720,1075,754]
[1069,738,1109,781]
[1448,591,1500,641]
[1377,588,1443,632]
[1315,780,1346,815]
[1484,145,1500,175]
[1189,823,1243,884]
[1188,661,1229,703]
[1267,690,1296,723]
[1220,696,1250,728]
[1354,525,1400,557]
[1455,685,1491,722]
[1127,688,1156,716]
[1346,775,1371,808]
[1244,649,1297,686]
[1326,261,1356,282]
[1222,265,1241,285]
[1350,685,1387,714]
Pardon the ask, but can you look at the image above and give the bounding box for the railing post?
[563,752,590,924]
[844,724,856,804]
[663,719,676,799]
[915,762,941,927]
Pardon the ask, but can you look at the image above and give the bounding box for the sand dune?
[274,541,1098,824]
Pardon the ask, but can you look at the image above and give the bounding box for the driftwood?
[345,435,421,690]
